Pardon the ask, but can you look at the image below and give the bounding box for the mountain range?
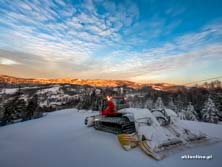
[0,74,185,92]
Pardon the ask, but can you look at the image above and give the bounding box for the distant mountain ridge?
[0,74,184,91]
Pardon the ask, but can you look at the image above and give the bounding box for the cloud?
[0,0,139,62]
[81,22,222,81]
[165,6,186,17]
[0,57,19,65]
[102,43,222,83]
[0,0,221,83]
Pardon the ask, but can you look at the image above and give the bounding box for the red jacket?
[102,100,116,115]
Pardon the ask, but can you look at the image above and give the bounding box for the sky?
[0,0,222,84]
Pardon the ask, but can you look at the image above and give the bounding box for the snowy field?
[0,109,222,167]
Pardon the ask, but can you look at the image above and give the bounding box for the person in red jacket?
[102,96,116,115]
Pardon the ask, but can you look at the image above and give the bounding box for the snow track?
[0,109,222,167]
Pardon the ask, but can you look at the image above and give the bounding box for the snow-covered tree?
[139,100,144,108]
[175,95,184,113]
[127,99,134,108]
[185,102,197,120]
[201,97,219,123]
[178,110,186,120]
[154,97,165,110]
[144,98,153,109]
[167,98,177,112]
[134,99,143,108]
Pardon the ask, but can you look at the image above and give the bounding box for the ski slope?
[0,109,222,167]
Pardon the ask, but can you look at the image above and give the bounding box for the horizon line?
[1,73,222,86]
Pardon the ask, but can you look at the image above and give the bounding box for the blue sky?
[0,0,222,84]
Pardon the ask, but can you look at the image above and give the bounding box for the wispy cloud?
[0,0,139,62]
[86,22,222,82]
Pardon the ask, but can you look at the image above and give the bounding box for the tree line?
[0,88,43,126]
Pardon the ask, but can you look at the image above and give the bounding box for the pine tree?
[175,94,184,113]
[23,95,41,121]
[1,102,14,125]
[0,92,4,121]
[178,110,186,120]
[32,95,42,119]
[138,98,144,108]
[184,102,197,121]
[154,97,165,110]
[144,98,153,109]
[1,88,27,126]
[211,92,222,120]
[14,98,26,119]
[167,97,177,112]
[201,97,219,123]
[0,104,3,121]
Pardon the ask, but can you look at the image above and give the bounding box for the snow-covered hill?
[0,109,222,167]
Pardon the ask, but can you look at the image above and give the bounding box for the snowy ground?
[0,109,222,167]
[0,88,18,94]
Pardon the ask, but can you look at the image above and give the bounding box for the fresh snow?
[0,88,18,94]
[36,86,61,94]
[0,109,222,167]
